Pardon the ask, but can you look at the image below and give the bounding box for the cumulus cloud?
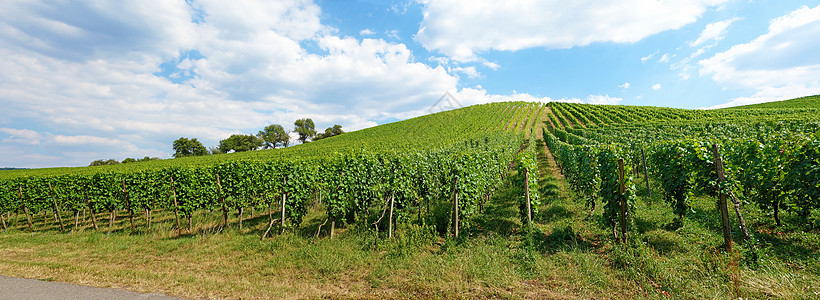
[652,83,662,90]
[658,54,670,63]
[700,5,820,108]
[415,0,727,61]
[0,0,462,167]
[618,82,631,90]
[359,29,375,35]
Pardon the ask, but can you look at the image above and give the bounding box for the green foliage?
[294,118,317,143]
[218,134,263,153]
[515,145,540,227]
[89,159,120,166]
[172,137,209,158]
[257,124,290,149]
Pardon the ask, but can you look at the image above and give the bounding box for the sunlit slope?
[724,95,820,110]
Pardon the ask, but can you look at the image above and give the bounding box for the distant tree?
[122,158,137,164]
[209,146,223,155]
[218,134,264,153]
[138,156,160,162]
[173,137,209,158]
[89,159,120,166]
[257,124,290,149]
[313,124,344,141]
[294,118,317,143]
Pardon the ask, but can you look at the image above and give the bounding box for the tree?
[173,137,209,158]
[123,156,159,163]
[89,159,120,166]
[294,118,317,144]
[257,124,290,149]
[313,124,344,141]
[218,134,263,153]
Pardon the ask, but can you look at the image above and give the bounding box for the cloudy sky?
[1,0,819,168]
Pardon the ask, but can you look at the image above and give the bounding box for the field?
[1,97,819,299]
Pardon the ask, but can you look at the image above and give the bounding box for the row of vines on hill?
[0,132,529,237]
[543,107,820,241]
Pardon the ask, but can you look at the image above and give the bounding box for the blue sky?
[1,0,819,168]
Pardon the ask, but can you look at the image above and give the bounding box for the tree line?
[177,118,344,157]
[89,118,344,166]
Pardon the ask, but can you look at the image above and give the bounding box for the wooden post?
[122,179,134,231]
[85,195,98,231]
[170,177,182,236]
[388,193,395,238]
[330,219,335,239]
[19,187,34,231]
[712,144,733,252]
[47,183,65,231]
[145,208,151,229]
[450,175,459,238]
[238,207,244,230]
[280,192,286,235]
[618,158,627,241]
[107,209,117,236]
[641,149,651,198]
[0,213,6,230]
[524,168,532,229]
[216,174,228,228]
[73,211,79,231]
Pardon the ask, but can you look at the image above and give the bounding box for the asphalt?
[0,276,183,300]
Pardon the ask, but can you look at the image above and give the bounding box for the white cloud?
[584,95,623,105]
[658,54,670,63]
[618,82,631,89]
[359,29,375,35]
[415,0,727,61]
[652,83,662,90]
[641,53,654,63]
[0,128,42,145]
[0,0,462,167]
[690,17,740,47]
[700,5,820,107]
[454,87,621,106]
[451,66,481,79]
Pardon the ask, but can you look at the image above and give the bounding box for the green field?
[1,97,819,299]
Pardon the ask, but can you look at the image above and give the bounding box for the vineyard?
[1,96,819,298]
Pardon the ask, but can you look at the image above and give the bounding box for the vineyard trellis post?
[216,174,228,228]
[281,177,287,235]
[122,179,134,231]
[388,192,395,238]
[19,187,34,231]
[641,148,651,199]
[524,168,532,229]
[451,175,459,238]
[618,158,627,241]
[712,144,732,252]
[170,177,182,236]
[84,192,98,231]
[47,182,65,231]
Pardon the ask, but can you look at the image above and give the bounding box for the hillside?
[725,94,820,109]
[0,96,818,299]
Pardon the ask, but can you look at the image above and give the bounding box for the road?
[0,276,183,300]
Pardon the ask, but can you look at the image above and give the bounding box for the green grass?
[1,137,818,299]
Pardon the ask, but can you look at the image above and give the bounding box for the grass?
[1,139,818,299]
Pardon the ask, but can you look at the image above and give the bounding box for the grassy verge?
[0,139,818,299]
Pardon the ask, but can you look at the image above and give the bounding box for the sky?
[1,0,819,168]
